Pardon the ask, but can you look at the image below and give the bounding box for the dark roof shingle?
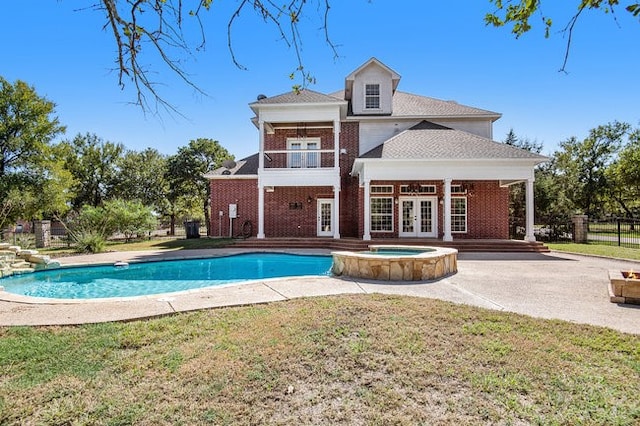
[329,90,499,118]
[360,121,547,161]
[251,89,344,105]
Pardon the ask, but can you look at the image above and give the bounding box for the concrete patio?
[0,249,638,335]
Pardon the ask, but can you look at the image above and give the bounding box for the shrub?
[71,230,106,253]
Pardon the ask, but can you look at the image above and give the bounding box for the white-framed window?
[287,138,320,168]
[451,184,467,194]
[400,184,436,194]
[370,185,393,194]
[370,197,393,232]
[451,197,467,233]
[365,84,380,109]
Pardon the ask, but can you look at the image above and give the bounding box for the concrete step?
[229,238,550,253]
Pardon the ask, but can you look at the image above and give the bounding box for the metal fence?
[588,218,640,249]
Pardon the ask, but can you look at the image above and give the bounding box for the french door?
[317,199,333,237]
[399,197,437,237]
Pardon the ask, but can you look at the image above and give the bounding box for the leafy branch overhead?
[485,0,640,72]
[96,0,337,113]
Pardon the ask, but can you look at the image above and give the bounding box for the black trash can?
[184,221,201,239]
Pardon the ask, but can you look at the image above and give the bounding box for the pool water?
[0,253,332,299]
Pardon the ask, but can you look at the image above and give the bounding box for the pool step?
[11,267,36,275]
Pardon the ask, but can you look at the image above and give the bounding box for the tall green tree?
[113,148,168,211]
[605,126,640,217]
[58,133,125,209]
[554,121,631,217]
[0,77,65,229]
[502,129,544,222]
[25,148,76,220]
[165,138,232,235]
[532,158,575,224]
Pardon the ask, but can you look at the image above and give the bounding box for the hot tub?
[331,245,458,281]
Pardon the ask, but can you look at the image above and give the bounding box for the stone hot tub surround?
[331,245,458,281]
[608,270,640,305]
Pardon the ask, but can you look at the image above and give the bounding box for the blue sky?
[3,1,638,160]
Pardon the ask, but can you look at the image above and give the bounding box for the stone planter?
[608,270,640,304]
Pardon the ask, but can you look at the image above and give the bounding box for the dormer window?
[365,84,380,109]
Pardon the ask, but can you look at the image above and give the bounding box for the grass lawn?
[547,242,640,261]
[1,294,638,425]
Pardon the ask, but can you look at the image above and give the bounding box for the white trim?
[259,168,340,187]
[333,185,340,239]
[525,179,536,242]
[257,179,265,239]
[443,178,453,242]
[258,120,265,171]
[352,158,541,183]
[363,180,371,240]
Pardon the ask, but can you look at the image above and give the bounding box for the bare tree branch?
[90,0,335,115]
[486,0,639,73]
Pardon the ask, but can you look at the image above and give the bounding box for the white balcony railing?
[262,149,336,170]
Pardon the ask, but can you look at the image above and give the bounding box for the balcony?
[259,149,340,187]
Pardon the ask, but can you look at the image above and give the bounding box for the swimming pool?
[0,253,332,299]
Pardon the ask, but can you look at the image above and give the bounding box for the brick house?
[207,58,547,241]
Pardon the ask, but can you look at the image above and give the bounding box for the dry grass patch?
[1,294,639,425]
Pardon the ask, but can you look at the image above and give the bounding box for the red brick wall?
[363,180,509,239]
[210,179,258,238]
[210,121,510,240]
[264,186,332,238]
[464,180,509,239]
[338,122,360,237]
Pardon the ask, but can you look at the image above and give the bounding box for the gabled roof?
[330,90,501,119]
[360,121,547,161]
[344,57,401,100]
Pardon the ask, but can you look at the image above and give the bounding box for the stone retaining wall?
[0,243,61,278]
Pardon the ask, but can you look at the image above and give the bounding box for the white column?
[258,120,265,171]
[334,119,341,169]
[524,178,536,242]
[363,179,371,241]
[257,119,265,239]
[443,178,453,242]
[257,179,265,239]
[333,185,340,239]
